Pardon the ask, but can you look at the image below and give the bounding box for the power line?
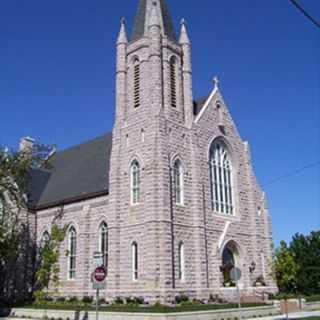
[263,161,320,187]
[289,0,320,29]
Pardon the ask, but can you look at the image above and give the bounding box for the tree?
[0,143,52,305]
[290,231,320,295]
[273,241,299,294]
[34,224,67,301]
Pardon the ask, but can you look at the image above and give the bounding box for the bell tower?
[114,0,194,127]
[109,0,196,302]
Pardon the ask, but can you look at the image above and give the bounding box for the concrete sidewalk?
[248,310,320,320]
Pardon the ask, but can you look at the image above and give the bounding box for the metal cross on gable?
[213,76,220,89]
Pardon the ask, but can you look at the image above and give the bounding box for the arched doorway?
[220,241,240,287]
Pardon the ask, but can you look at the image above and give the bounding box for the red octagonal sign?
[94,266,107,282]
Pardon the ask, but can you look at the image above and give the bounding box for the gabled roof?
[131,0,177,42]
[193,96,209,115]
[28,133,112,210]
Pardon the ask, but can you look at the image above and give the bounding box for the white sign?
[93,282,106,290]
[93,251,103,268]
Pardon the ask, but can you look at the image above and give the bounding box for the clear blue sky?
[1,0,319,246]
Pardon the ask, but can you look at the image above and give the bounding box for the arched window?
[210,141,233,215]
[132,242,138,281]
[68,226,77,279]
[133,58,140,108]
[173,159,184,205]
[40,231,50,249]
[99,222,108,270]
[131,160,140,205]
[170,57,177,108]
[178,242,185,281]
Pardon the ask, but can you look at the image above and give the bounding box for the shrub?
[99,298,107,305]
[68,296,78,303]
[175,294,189,304]
[125,297,135,305]
[114,297,124,305]
[82,296,93,304]
[56,297,66,303]
[133,297,145,305]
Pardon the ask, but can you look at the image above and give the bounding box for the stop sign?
[94,266,107,282]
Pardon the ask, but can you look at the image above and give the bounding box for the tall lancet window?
[170,56,177,108]
[210,141,233,215]
[68,226,77,279]
[132,242,138,281]
[131,160,140,205]
[133,58,141,108]
[174,159,184,205]
[178,242,185,281]
[99,222,108,270]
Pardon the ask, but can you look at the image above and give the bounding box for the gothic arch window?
[132,242,138,281]
[68,226,77,280]
[170,56,177,108]
[173,159,184,205]
[99,222,108,270]
[130,160,140,205]
[133,58,141,108]
[40,231,50,249]
[209,141,233,215]
[178,242,185,281]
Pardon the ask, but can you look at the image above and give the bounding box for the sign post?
[92,252,107,320]
[230,267,242,320]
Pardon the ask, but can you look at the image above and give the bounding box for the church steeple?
[131,0,177,42]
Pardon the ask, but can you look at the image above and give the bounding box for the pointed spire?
[179,18,190,45]
[131,0,177,42]
[149,1,160,29]
[117,17,128,45]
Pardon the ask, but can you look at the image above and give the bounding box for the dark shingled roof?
[131,0,177,42]
[28,133,112,210]
[194,96,209,115]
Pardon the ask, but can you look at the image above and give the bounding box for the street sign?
[93,282,106,290]
[230,267,242,282]
[94,266,107,282]
[93,251,103,268]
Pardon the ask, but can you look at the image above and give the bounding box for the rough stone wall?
[34,16,277,304]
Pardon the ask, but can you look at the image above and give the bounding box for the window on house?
[178,242,185,281]
[173,159,184,205]
[99,222,108,270]
[132,242,138,281]
[68,226,77,279]
[170,57,177,108]
[134,59,140,108]
[210,141,233,215]
[131,160,140,204]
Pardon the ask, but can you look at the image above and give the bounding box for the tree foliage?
[0,143,52,305]
[34,224,66,302]
[273,232,320,295]
[273,241,299,293]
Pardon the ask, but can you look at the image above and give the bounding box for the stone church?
[26,0,277,303]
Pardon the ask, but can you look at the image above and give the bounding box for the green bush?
[114,297,124,305]
[175,294,189,304]
[67,297,78,303]
[82,296,93,304]
[99,298,107,305]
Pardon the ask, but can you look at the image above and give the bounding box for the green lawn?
[20,302,267,313]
